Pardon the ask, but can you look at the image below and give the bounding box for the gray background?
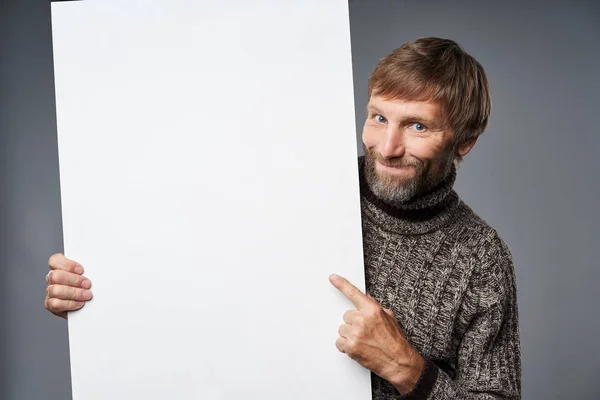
[1,0,597,399]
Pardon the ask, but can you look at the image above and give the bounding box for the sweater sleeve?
[401,236,522,400]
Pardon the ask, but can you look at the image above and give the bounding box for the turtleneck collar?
[358,156,461,235]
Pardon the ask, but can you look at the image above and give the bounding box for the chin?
[376,169,414,185]
[375,178,414,197]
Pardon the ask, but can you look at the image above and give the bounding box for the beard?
[363,145,455,204]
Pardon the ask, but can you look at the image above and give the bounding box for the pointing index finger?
[329,274,370,310]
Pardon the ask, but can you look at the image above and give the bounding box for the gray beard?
[364,150,455,204]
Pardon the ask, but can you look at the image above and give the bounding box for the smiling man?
[45,37,521,399]
[328,38,522,399]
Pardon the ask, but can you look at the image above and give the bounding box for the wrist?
[388,349,425,395]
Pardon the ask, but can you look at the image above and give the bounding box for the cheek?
[405,142,429,159]
[403,139,444,165]
[406,140,448,169]
[361,123,379,148]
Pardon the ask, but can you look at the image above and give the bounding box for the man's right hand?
[44,253,93,319]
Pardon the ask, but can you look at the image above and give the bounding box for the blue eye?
[375,114,387,123]
[411,123,426,131]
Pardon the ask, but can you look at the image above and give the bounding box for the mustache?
[366,149,422,169]
[376,156,419,168]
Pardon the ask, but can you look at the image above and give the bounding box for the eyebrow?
[367,105,384,115]
[400,115,438,127]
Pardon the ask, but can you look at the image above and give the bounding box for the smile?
[376,160,414,174]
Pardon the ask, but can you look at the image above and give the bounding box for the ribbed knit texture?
[358,158,522,399]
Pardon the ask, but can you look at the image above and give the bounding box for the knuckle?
[49,269,63,283]
[353,328,364,339]
[366,303,381,316]
[354,317,364,329]
[48,253,64,267]
[48,298,62,311]
[347,287,357,299]
[343,310,352,322]
[363,308,375,319]
[346,338,359,353]
[47,285,57,298]
[46,270,53,283]
[71,288,83,301]
[56,270,76,287]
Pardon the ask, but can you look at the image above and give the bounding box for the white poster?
[52,1,370,398]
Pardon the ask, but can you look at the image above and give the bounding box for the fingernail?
[74,265,84,274]
[82,290,92,300]
[81,279,91,289]
[76,301,85,307]
[330,274,340,282]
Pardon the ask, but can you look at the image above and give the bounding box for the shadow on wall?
[1,1,72,400]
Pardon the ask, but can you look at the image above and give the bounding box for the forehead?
[367,95,443,121]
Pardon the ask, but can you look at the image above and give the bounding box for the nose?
[379,126,406,159]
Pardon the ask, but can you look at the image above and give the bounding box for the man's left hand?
[329,274,425,395]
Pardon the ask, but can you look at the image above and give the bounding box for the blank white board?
[52,1,370,399]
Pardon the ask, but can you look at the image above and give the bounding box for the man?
[45,37,521,399]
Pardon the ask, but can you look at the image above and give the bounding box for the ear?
[456,137,478,157]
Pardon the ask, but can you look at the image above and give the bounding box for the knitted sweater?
[358,158,522,399]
